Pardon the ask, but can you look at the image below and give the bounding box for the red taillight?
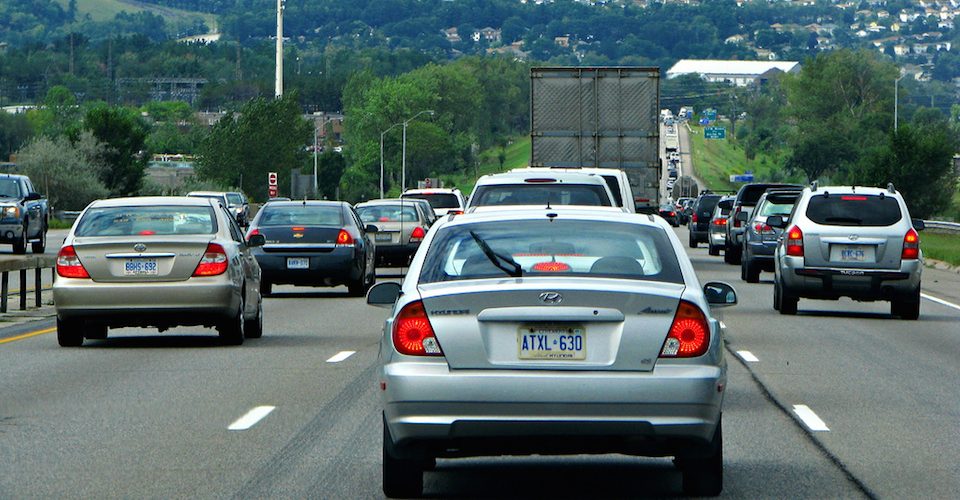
[246,228,260,241]
[733,208,742,227]
[57,245,90,279]
[841,195,867,201]
[668,211,676,217]
[713,218,727,226]
[532,261,571,272]
[692,213,698,223]
[524,178,556,183]
[392,301,443,356]
[660,300,710,358]
[753,223,774,234]
[139,230,156,235]
[410,226,426,242]
[192,243,228,276]
[291,226,305,231]
[786,226,804,257]
[336,229,355,246]
[902,228,919,260]
[448,210,464,215]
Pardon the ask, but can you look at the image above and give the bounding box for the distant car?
[708,197,735,256]
[688,193,722,248]
[659,203,680,227]
[368,207,736,498]
[355,199,432,267]
[52,196,266,347]
[739,189,802,283]
[225,192,249,226]
[770,183,924,318]
[676,197,695,225]
[401,188,466,216]
[724,183,802,265]
[246,200,377,297]
[513,167,636,213]
[0,174,49,254]
[394,197,437,226]
[467,171,619,211]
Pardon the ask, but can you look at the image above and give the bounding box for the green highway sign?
[705,126,726,140]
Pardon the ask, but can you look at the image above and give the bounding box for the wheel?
[12,227,26,255]
[891,287,920,320]
[347,277,367,297]
[688,232,698,249]
[777,279,798,315]
[260,280,273,297]
[245,295,264,339]
[773,277,781,311]
[383,415,424,498]
[218,299,245,345]
[31,225,46,254]
[57,318,84,347]
[743,254,760,283]
[680,418,723,497]
[708,244,720,256]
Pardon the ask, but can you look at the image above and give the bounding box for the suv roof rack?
[887,182,896,194]
[810,180,818,192]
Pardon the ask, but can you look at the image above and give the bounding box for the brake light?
[291,226,305,231]
[392,301,443,356]
[336,229,355,246]
[56,245,90,279]
[668,211,676,217]
[448,210,464,215]
[713,218,727,226]
[192,243,228,276]
[732,207,742,227]
[524,178,556,183]
[786,226,804,257]
[660,300,710,358]
[139,230,156,235]
[532,261,571,272]
[902,228,919,260]
[692,213,698,223]
[753,223,774,234]
[841,195,867,201]
[410,226,426,242]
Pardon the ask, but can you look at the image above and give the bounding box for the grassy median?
[922,231,960,267]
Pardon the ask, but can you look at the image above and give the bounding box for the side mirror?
[766,215,786,229]
[912,218,925,231]
[22,192,42,203]
[703,282,737,307]
[365,224,379,233]
[246,234,266,247]
[735,211,749,222]
[367,282,401,307]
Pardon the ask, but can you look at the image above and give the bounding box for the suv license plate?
[287,257,309,269]
[833,244,873,263]
[518,326,586,360]
[124,259,158,276]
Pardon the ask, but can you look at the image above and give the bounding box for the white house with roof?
[666,60,801,87]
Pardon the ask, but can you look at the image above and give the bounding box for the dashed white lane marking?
[326,350,356,363]
[920,293,960,312]
[793,405,830,432]
[228,406,276,431]
[719,321,727,329]
[736,350,759,362]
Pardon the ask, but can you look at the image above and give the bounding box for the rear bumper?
[382,361,724,459]
[779,256,921,300]
[375,242,420,262]
[709,231,726,246]
[254,248,361,285]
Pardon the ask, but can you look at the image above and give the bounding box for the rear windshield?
[696,195,720,213]
[226,193,243,205]
[76,206,217,236]
[258,205,343,226]
[403,193,460,209]
[470,184,612,207]
[757,198,796,217]
[419,219,683,284]
[739,184,798,206]
[356,205,419,223]
[806,195,902,226]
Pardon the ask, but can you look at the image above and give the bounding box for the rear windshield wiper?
[469,231,522,278]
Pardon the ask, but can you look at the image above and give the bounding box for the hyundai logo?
[848,234,859,241]
[134,243,147,252]
[539,292,563,304]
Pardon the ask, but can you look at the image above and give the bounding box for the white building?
[666,60,801,87]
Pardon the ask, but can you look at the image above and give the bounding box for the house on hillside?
[666,59,801,87]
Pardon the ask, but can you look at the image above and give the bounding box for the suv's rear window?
[806,195,902,226]
[402,193,460,209]
[76,206,217,236]
[419,219,682,284]
[470,184,612,207]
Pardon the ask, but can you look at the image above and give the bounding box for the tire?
[260,280,273,297]
[688,232,698,249]
[31,225,46,254]
[680,418,723,497]
[12,227,26,255]
[773,278,781,311]
[218,299,245,346]
[347,277,367,297]
[57,318,84,347]
[777,279,798,315]
[245,295,264,339]
[743,254,760,283]
[891,287,920,320]
[708,244,720,256]
[383,415,424,498]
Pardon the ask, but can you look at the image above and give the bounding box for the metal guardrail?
[924,220,960,233]
[0,256,56,313]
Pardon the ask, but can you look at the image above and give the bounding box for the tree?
[196,94,313,201]
[16,134,109,210]
[83,104,150,196]
[314,150,346,199]
[0,113,34,162]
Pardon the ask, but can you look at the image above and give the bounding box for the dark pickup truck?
[0,174,49,254]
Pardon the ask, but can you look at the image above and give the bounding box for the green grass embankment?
[922,232,960,267]
[57,0,216,28]
[686,122,798,193]
[441,136,531,195]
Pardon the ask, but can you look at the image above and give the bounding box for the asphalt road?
[3,230,959,497]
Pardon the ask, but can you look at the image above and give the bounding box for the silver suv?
[768,183,925,319]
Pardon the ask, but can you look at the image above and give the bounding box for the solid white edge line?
[228,406,276,431]
[326,350,356,363]
[736,350,759,362]
[793,404,830,432]
[920,292,960,312]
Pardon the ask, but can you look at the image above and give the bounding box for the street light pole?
[379,122,402,198]
[275,0,284,98]
[895,74,905,132]
[401,109,434,192]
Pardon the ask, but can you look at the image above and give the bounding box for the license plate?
[375,233,393,242]
[518,325,586,360]
[123,259,158,276]
[287,257,309,269]
[832,244,873,263]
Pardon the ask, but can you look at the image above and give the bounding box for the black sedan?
[658,203,680,227]
[246,201,377,297]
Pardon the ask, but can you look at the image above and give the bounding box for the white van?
[512,167,636,213]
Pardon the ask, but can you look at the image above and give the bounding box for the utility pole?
[313,122,319,196]
[894,74,905,132]
[275,0,284,98]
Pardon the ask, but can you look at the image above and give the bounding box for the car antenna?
[546,192,552,210]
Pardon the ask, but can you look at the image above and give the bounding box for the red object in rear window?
[524,178,557,183]
[532,261,572,272]
[841,195,867,201]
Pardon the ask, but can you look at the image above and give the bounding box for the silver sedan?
[368,207,737,497]
[53,196,265,347]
